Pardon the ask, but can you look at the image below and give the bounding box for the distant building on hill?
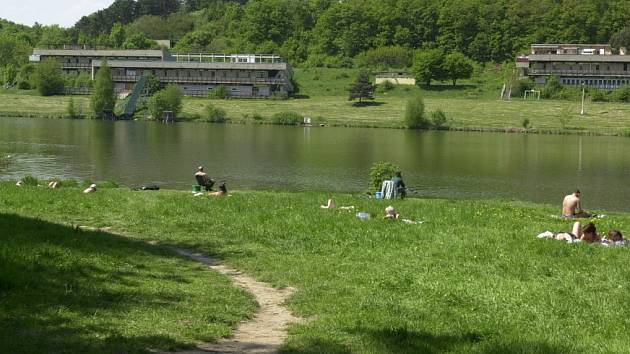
[516,44,630,90]
[29,49,293,98]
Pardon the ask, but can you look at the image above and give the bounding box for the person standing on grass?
[391,171,407,199]
[562,190,592,218]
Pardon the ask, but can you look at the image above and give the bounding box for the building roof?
[531,44,611,48]
[92,60,289,71]
[528,54,630,63]
[33,49,165,58]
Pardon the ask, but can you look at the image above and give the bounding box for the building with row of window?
[29,49,293,97]
[516,44,630,90]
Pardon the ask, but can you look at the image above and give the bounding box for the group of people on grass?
[537,189,628,246]
[194,166,227,197]
[16,179,97,193]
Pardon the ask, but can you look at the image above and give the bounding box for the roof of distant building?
[528,54,630,62]
[33,49,166,57]
[92,60,289,71]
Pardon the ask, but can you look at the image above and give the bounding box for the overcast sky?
[1,0,115,27]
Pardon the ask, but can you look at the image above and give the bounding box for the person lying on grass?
[538,222,600,243]
[320,199,354,210]
[602,230,629,247]
[83,183,97,193]
[383,206,423,224]
[209,182,227,197]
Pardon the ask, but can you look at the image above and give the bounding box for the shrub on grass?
[404,94,429,129]
[512,79,534,97]
[522,118,531,129]
[66,97,79,119]
[22,175,39,186]
[590,89,610,102]
[208,85,229,99]
[369,161,399,193]
[612,86,630,102]
[271,111,302,125]
[203,103,228,123]
[430,109,447,128]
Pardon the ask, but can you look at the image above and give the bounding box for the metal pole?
[580,84,585,115]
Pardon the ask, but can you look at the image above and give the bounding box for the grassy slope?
[2,183,630,353]
[0,194,256,353]
[2,69,630,134]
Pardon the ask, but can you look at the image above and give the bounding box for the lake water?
[1,117,630,211]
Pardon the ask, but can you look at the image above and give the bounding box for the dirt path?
[171,248,303,354]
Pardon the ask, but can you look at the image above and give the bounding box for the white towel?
[381,180,395,199]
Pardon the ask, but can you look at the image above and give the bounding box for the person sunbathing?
[83,183,97,193]
[602,230,628,246]
[210,182,227,197]
[579,222,601,243]
[320,199,354,210]
[384,206,400,219]
[48,181,60,189]
[562,190,593,218]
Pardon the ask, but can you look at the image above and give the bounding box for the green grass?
[2,183,630,353]
[0,193,256,353]
[2,68,630,135]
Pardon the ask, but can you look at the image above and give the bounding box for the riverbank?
[2,90,630,136]
[2,183,630,352]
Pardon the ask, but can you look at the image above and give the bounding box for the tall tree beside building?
[348,70,374,103]
[411,49,445,87]
[33,59,64,96]
[91,60,116,117]
[443,51,474,86]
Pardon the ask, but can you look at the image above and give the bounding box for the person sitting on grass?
[83,183,97,193]
[210,182,227,197]
[195,166,215,191]
[562,190,593,218]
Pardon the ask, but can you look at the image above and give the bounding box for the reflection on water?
[1,117,630,211]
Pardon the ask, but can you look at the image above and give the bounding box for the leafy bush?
[22,175,39,186]
[66,97,79,119]
[590,89,610,102]
[404,94,428,129]
[512,79,534,97]
[541,76,562,99]
[34,59,64,96]
[355,46,413,69]
[368,161,399,193]
[271,91,289,100]
[203,103,227,123]
[522,118,531,129]
[148,84,182,119]
[430,109,447,128]
[612,86,630,102]
[271,111,302,125]
[208,85,229,99]
[376,80,395,93]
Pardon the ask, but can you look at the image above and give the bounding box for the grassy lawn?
[2,183,630,353]
[0,193,256,353]
[2,68,630,135]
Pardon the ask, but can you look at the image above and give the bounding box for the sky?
[0,0,115,28]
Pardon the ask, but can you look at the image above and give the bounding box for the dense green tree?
[148,84,182,119]
[91,60,116,117]
[348,70,374,103]
[611,24,630,49]
[443,51,474,86]
[109,23,126,48]
[122,33,156,49]
[411,48,445,87]
[33,59,64,96]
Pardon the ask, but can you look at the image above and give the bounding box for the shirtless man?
[194,166,215,191]
[562,190,592,218]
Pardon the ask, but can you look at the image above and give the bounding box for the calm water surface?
[1,117,630,211]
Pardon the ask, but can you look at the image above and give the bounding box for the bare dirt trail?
[171,248,303,354]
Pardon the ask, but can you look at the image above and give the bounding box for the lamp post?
[580,82,586,115]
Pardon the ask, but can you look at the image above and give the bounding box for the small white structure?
[375,72,415,85]
[524,90,541,100]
